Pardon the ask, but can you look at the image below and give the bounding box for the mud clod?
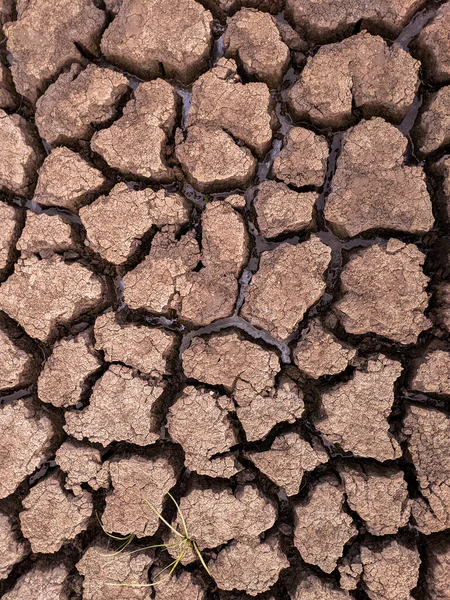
[0,201,19,273]
[3,562,69,600]
[325,119,433,238]
[411,350,450,396]
[153,570,206,600]
[55,440,109,492]
[416,86,450,156]
[334,240,431,345]
[0,328,36,391]
[416,3,450,84]
[241,237,332,339]
[426,537,450,600]
[17,213,76,257]
[19,473,92,554]
[291,571,351,599]
[0,514,27,580]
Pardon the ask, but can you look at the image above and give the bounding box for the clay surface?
[416,3,450,84]
[416,86,450,156]
[0,328,36,391]
[3,562,69,600]
[17,213,75,257]
[0,201,19,273]
[411,350,450,396]
[0,514,27,580]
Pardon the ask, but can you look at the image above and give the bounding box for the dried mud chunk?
[35,64,129,146]
[101,455,178,538]
[154,570,206,600]
[64,365,166,447]
[403,404,450,533]
[17,212,75,257]
[411,350,450,395]
[360,540,421,600]
[272,127,329,188]
[101,0,213,84]
[416,87,450,156]
[20,474,92,554]
[0,111,42,196]
[4,0,105,104]
[223,9,289,88]
[0,201,19,273]
[246,432,328,495]
[94,312,176,377]
[416,3,450,84]
[235,375,305,441]
[293,320,356,379]
[91,79,178,182]
[209,537,289,596]
[176,124,257,193]
[187,58,273,157]
[241,237,332,339]
[316,355,402,460]
[173,485,277,551]
[254,180,316,239]
[55,440,108,491]
[168,386,241,478]
[0,63,17,110]
[3,562,69,600]
[77,544,152,600]
[33,147,106,212]
[0,514,27,580]
[123,230,200,314]
[284,0,426,42]
[294,478,357,573]
[339,464,411,535]
[289,33,419,129]
[426,538,450,600]
[0,0,13,27]
[0,399,55,499]
[0,328,36,391]
[325,119,433,238]
[334,240,431,344]
[291,572,351,599]
[80,183,190,266]
[38,332,100,408]
[182,332,280,393]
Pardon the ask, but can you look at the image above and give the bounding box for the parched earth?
[1,0,450,598]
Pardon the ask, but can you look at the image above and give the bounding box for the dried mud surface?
[0,0,450,599]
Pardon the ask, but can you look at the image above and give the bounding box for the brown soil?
[1,1,449,598]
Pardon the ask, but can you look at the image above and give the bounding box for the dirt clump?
[316,354,401,460]
[403,404,450,533]
[167,385,241,478]
[38,331,101,408]
[0,328,36,391]
[293,320,356,378]
[339,464,411,535]
[415,3,450,84]
[291,571,351,599]
[0,399,55,499]
[416,87,450,156]
[241,236,332,339]
[91,79,178,182]
[101,454,178,538]
[35,64,129,146]
[20,473,92,554]
[246,432,328,495]
[325,119,433,238]
[80,183,190,266]
[3,562,70,600]
[288,33,419,128]
[254,180,316,238]
[64,365,166,447]
[411,350,450,395]
[294,477,357,573]
[334,239,431,345]
[4,0,105,104]
[0,63,18,111]
[223,8,290,88]
[17,213,75,257]
[284,0,426,43]
[272,127,329,188]
[186,58,274,157]
[209,537,289,596]
[176,124,257,192]
[426,538,450,600]
[0,256,106,341]
[153,570,206,600]
[76,544,152,599]
[55,440,109,492]
[33,147,106,212]
[0,111,42,196]
[0,513,27,580]
[0,0,13,27]
[101,0,213,84]
[0,202,19,273]
[94,312,177,377]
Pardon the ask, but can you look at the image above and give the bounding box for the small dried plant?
[99,488,211,588]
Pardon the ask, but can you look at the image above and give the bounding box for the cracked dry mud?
[0,1,450,599]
